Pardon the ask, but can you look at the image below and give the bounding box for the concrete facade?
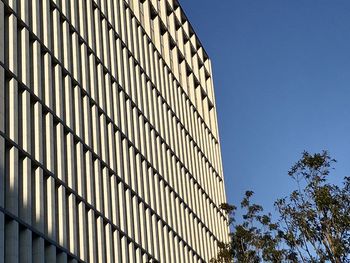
[0,0,228,262]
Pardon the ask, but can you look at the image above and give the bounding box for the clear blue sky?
[180,1,350,211]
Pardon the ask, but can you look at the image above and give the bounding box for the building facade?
[0,0,228,262]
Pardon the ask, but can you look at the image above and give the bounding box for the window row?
[1,213,84,262]
[1,210,221,263]
[0,212,156,263]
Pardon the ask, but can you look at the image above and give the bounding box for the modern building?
[0,0,228,262]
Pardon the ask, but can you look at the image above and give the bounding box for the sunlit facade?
[0,0,228,262]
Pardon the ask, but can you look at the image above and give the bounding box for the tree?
[211,151,350,263]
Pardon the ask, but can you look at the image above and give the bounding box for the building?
[0,0,228,262]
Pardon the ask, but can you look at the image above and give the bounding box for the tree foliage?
[211,151,350,263]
